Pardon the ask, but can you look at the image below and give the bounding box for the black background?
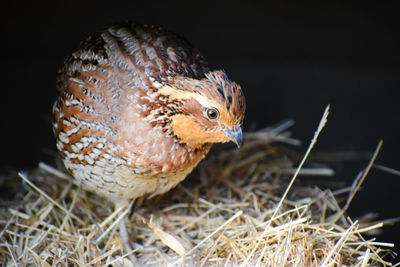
[1,0,399,260]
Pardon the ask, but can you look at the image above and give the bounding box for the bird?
[52,21,246,251]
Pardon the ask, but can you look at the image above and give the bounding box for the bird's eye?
[206,108,219,120]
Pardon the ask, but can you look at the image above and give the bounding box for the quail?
[52,22,246,248]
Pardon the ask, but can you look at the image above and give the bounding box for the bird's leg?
[119,211,132,252]
[114,199,137,263]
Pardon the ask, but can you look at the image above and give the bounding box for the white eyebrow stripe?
[152,82,222,109]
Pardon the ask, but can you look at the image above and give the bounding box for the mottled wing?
[57,22,210,92]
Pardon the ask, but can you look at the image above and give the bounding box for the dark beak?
[223,125,243,148]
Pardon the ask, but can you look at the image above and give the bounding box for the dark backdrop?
[1,0,399,259]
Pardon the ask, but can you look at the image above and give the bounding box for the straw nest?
[0,107,397,266]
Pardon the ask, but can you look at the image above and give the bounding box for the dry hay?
[0,106,397,266]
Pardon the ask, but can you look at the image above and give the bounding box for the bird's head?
[154,70,245,149]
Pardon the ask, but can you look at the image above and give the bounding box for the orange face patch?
[170,114,230,149]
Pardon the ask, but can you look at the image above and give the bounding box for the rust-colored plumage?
[53,22,246,203]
